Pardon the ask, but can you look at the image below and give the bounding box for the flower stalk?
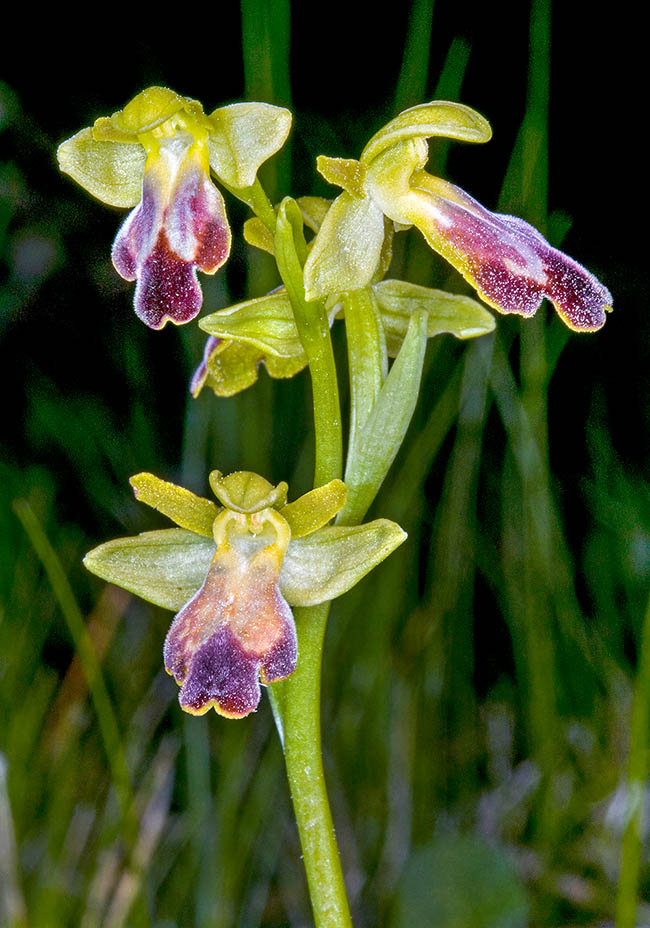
[272,197,351,924]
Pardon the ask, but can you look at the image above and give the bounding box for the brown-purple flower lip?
[163,510,296,719]
[111,134,230,329]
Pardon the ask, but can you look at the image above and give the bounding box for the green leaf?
[280,480,347,538]
[199,290,305,359]
[360,100,492,165]
[84,529,215,612]
[57,128,146,207]
[373,279,495,355]
[130,473,219,537]
[207,102,292,189]
[303,191,385,301]
[340,309,428,524]
[280,519,407,606]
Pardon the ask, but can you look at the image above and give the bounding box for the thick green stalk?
[616,588,650,928]
[275,199,342,487]
[269,198,350,925]
[271,604,351,927]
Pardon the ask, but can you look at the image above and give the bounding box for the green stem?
[221,176,277,231]
[266,197,349,924]
[271,605,352,927]
[275,198,342,486]
[616,588,650,928]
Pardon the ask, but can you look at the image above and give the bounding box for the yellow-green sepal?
[56,128,147,207]
[207,102,292,189]
[209,470,288,513]
[316,156,366,198]
[199,290,305,359]
[374,279,495,356]
[192,338,307,398]
[280,480,347,538]
[280,519,407,606]
[303,191,385,301]
[360,100,492,166]
[297,196,332,233]
[84,528,215,612]
[84,518,407,612]
[93,87,187,142]
[129,472,219,537]
[243,216,276,255]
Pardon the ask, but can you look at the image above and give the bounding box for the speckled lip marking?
[408,173,612,331]
[164,542,297,718]
[112,141,230,329]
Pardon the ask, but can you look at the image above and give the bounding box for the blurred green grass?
[1,1,645,925]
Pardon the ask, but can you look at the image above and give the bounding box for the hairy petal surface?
[112,136,230,329]
[164,540,296,718]
[367,141,611,331]
[409,173,612,330]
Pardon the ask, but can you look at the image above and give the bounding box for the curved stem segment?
[275,198,343,486]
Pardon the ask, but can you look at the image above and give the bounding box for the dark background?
[1,3,647,926]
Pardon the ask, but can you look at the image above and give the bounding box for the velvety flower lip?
[163,514,297,718]
[111,132,231,329]
[401,172,613,332]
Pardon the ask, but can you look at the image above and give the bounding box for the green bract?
[371,279,495,356]
[192,276,493,398]
[191,289,309,398]
[243,196,332,256]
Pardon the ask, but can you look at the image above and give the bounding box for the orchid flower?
[304,101,612,331]
[84,470,406,718]
[58,87,291,329]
